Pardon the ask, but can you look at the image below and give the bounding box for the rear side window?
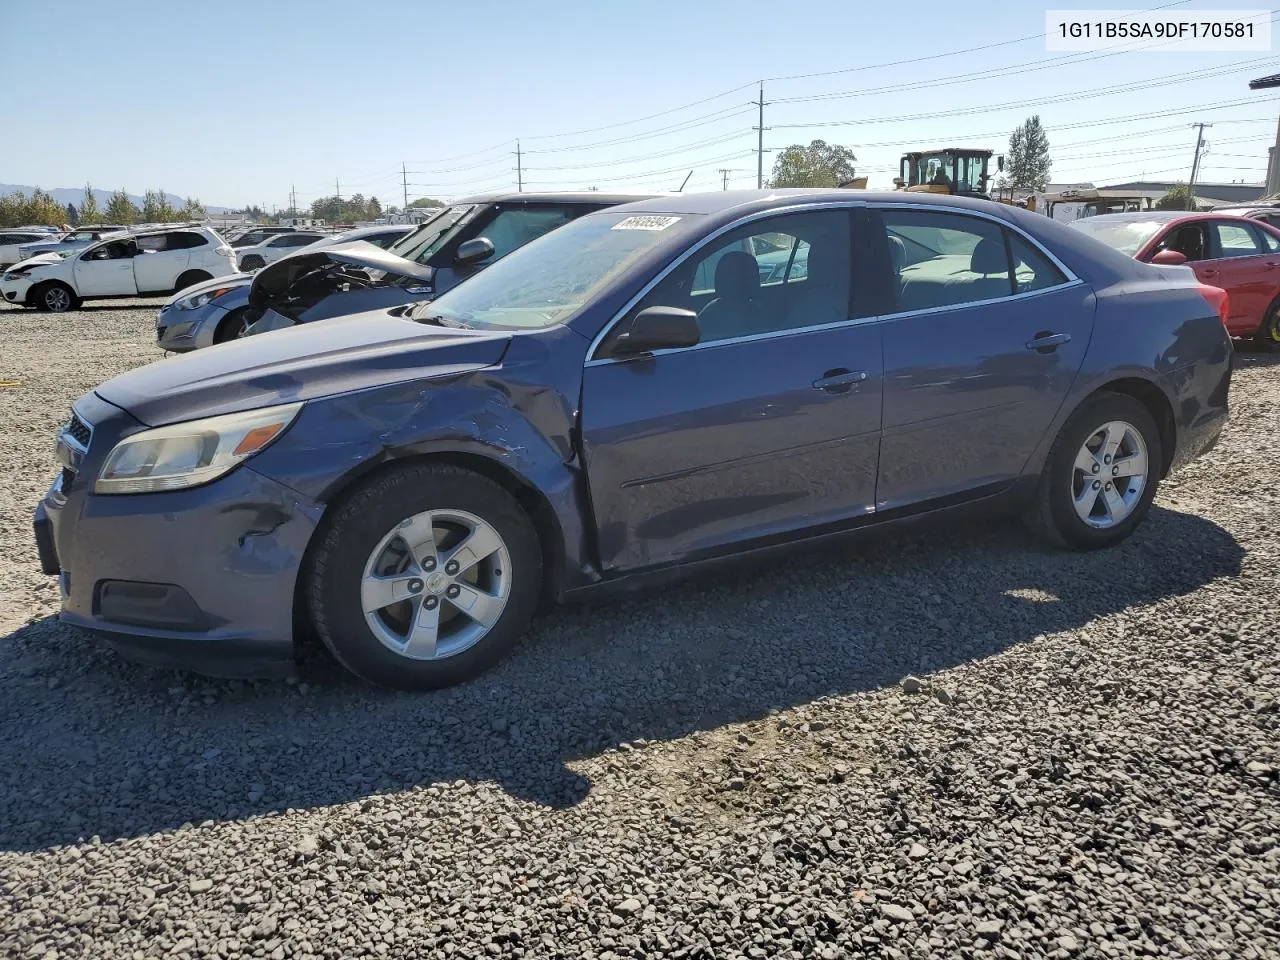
[136,234,169,252]
[1009,233,1068,294]
[163,231,209,250]
[883,209,1011,312]
[1213,222,1263,258]
[1259,226,1280,253]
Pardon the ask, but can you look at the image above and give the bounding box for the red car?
[1071,210,1280,348]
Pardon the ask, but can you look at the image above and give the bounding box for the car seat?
[697,251,767,341]
[783,240,850,328]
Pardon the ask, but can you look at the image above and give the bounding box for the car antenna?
[675,170,693,193]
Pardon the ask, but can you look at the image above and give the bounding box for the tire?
[1253,298,1280,352]
[212,308,249,344]
[240,256,265,271]
[306,463,543,690]
[174,270,211,294]
[33,281,78,313]
[1025,392,1162,551]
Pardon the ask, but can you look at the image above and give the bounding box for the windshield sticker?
[611,215,681,231]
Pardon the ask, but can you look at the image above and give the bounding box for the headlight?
[4,268,33,281]
[175,286,236,310]
[94,402,302,494]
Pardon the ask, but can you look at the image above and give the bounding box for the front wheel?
[305,464,543,690]
[212,308,249,344]
[34,282,78,313]
[1026,392,1162,550]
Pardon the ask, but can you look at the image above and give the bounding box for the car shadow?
[0,505,1243,852]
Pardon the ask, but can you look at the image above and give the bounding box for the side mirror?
[609,305,700,356]
[1151,249,1188,266]
[456,237,495,266]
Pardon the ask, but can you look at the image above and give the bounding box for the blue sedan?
[34,190,1232,689]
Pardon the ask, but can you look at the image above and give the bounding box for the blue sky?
[3,0,1276,208]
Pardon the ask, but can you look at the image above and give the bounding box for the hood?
[5,254,62,273]
[94,309,511,427]
[164,271,252,306]
[249,240,434,307]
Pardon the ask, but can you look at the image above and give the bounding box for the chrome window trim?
[584,199,1082,366]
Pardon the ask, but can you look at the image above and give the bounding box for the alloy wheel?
[360,509,511,661]
[1072,420,1149,529]
[45,287,71,312]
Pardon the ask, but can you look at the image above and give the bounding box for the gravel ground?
[0,299,1277,960]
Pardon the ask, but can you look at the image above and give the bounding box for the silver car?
[155,225,412,351]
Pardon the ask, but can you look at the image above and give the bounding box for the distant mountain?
[0,184,232,214]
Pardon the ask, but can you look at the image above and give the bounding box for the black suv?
[241,192,653,336]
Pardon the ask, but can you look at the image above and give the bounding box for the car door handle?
[1200,268,1219,277]
[1026,331,1072,353]
[812,368,868,392]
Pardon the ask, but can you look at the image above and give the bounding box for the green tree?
[368,196,382,219]
[1156,182,1194,211]
[65,203,78,226]
[79,184,102,224]
[104,190,139,225]
[1005,115,1052,191]
[141,189,178,223]
[409,197,444,209]
[0,192,22,227]
[180,197,206,220]
[767,140,859,188]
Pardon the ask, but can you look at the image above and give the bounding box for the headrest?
[970,236,1007,275]
[714,250,760,298]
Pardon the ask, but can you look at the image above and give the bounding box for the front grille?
[65,412,92,449]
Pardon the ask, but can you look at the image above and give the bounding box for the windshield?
[1069,218,1167,257]
[425,210,699,330]
[387,205,476,264]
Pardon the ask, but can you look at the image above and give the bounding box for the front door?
[580,209,884,571]
[873,206,1094,511]
[73,240,138,296]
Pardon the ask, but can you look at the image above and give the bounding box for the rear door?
[74,240,138,295]
[133,234,189,292]
[580,208,884,571]
[1204,219,1279,334]
[872,206,1093,511]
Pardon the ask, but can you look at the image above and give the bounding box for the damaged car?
[238,192,652,338]
[35,191,1232,691]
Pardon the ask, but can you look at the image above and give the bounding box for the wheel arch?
[292,448,568,647]
[1074,376,1177,478]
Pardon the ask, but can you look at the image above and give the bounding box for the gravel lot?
[1,298,1277,960]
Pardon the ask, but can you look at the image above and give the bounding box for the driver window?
[474,208,574,262]
[636,210,853,344]
[1154,224,1208,262]
[86,240,135,260]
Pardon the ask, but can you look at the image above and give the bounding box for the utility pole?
[515,140,523,193]
[335,178,341,201]
[402,162,409,210]
[753,82,769,188]
[1187,123,1212,211]
[718,168,731,190]
[289,184,297,217]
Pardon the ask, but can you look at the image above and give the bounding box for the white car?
[0,226,237,312]
[0,230,61,268]
[236,231,328,271]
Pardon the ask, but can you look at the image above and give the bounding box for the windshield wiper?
[405,303,472,329]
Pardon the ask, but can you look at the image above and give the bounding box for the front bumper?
[38,457,325,679]
[0,276,34,304]
[156,301,228,352]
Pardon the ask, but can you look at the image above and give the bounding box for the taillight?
[1197,284,1230,329]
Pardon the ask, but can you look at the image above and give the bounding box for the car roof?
[453,191,659,205]
[1071,210,1246,224]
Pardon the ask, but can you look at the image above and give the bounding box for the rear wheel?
[1026,392,1161,550]
[1253,299,1280,351]
[240,255,265,271]
[174,270,211,294]
[212,307,250,344]
[33,281,78,313]
[306,464,542,690]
